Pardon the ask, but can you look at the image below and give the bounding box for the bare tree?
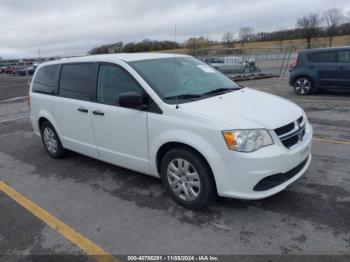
[222,32,235,47]
[276,30,288,51]
[323,8,344,47]
[297,13,321,49]
[239,27,253,46]
[184,36,210,51]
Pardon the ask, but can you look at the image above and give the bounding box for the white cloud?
[0,0,349,58]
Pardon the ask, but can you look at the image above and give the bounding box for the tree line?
[223,8,349,49]
[88,39,180,54]
[88,8,349,55]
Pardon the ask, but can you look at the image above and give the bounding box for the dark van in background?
[289,47,350,95]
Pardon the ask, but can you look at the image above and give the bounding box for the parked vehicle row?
[0,65,36,76]
[30,53,312,209]
[203,56,258,74]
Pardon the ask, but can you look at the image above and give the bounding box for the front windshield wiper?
[164,94,202,101]
[201,87,241,96]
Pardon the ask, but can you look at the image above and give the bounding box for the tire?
[40,121,67,158]
[160,148,216,210]
[293,77,313,95]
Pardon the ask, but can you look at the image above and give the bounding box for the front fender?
[149,129,224,180]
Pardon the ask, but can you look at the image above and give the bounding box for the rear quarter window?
[32,64,61,94]
[59,63,94,101]
[306,51,338,63]
[338,50,350,63]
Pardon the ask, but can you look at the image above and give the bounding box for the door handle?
[78,107,88,113]
[338,65,344,70]
[93,110,105,116]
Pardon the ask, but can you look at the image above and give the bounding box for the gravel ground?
[0,74,31,101]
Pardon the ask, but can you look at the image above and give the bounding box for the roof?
[300,46,350,53]
[40,53,190,66]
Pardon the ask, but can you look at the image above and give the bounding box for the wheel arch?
[38,117,49,129]
[36,110,62,138]
[294,75,313,85]
[156,141,218,193]
[293,73,320,90]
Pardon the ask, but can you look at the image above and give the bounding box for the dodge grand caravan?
[30,53,313,209]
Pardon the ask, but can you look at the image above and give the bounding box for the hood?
[180,88,303,130]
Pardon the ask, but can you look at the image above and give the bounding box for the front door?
[90,63,149,173]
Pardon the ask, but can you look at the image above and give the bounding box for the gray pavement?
[0,76,349,258]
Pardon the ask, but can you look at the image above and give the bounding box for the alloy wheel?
[295,78,312,95]
[43,127,58,154]
[167,158,201,201]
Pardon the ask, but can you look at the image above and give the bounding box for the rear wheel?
[40,121,67,158]
[294,77,313,95]
[160,148,216,210]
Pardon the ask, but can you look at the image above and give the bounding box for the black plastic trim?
[253,156,309,191]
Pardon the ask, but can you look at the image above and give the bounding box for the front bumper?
[212,123,313,199]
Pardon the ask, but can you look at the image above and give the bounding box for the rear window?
[32,64,61,94]
[306,51,338,63]
[59,63,94,101]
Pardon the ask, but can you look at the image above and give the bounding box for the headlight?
[222,129,273,152]
[302,111,308,124]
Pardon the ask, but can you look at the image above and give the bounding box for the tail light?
[289,55,299,71]
[295,54,300,67]
[27,96,31,111]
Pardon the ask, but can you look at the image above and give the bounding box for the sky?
[1,0,349,59]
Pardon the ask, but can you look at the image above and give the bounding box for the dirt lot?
[0,74,349,261]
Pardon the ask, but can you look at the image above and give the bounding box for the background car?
[12,66,24,75]
[0,66,6,73]
[17,66,35,76]
[289,46,350,95]
[203,56,257,74]
[5,66,15,74]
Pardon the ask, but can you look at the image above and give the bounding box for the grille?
[274,116,306,149]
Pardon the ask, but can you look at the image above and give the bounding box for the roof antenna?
[174,24,179,109]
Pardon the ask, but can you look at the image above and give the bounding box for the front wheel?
[294,77,313,95]
[160,148,216,210]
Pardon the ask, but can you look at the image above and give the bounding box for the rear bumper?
[289,73,295,86]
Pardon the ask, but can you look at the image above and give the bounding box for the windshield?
[129,57,240,103]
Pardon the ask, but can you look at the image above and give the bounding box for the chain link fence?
[192,45,299,80]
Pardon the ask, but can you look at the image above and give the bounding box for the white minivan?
[29,53,312,209]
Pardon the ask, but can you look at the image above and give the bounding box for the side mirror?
[118,92,147,110]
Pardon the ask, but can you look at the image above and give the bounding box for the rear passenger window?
[338,51,350,63]
[59,63,93,101]
[97,64,143,106]
[32,64,60,94]
[307,51,338,63]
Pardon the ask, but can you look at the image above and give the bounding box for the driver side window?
[97,64,143,106]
